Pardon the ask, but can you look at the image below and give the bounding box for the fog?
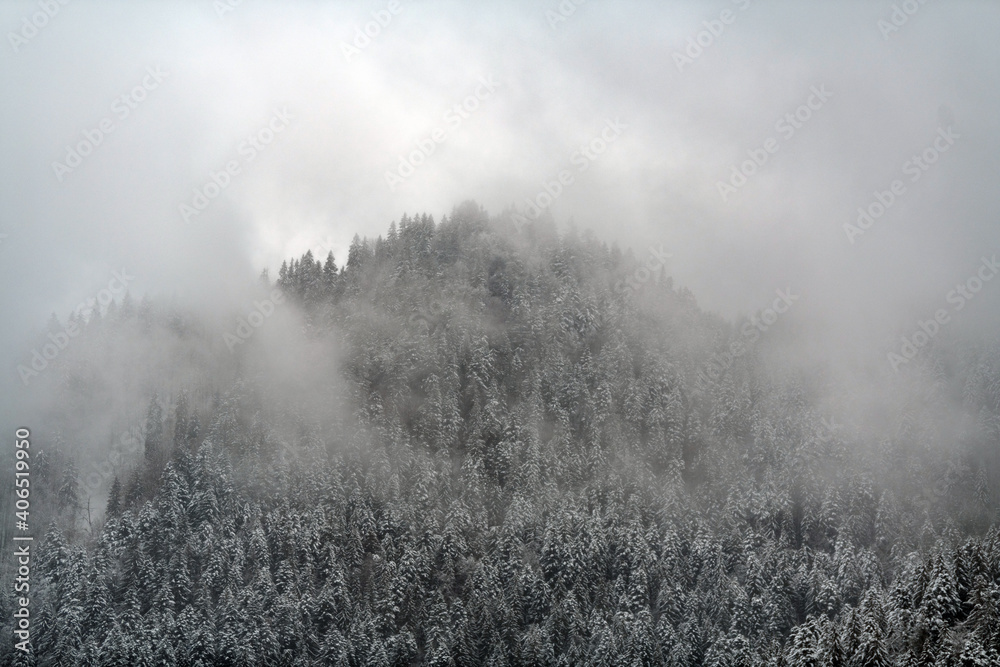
[2,1,999,435]
[4,5,1000,661]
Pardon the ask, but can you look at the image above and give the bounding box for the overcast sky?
[2,0,999,408]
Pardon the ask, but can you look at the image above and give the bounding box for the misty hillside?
[3,204,1000,666]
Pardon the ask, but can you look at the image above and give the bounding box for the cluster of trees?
[3,202,998,665]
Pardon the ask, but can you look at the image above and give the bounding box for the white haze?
[1,0,999,463]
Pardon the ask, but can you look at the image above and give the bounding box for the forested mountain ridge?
[3,201,999,665]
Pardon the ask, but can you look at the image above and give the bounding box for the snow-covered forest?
[3,204,999,665]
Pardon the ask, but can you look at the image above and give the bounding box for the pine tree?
[106,475,122,518]
[145,394,165,466]
[921,552,961,638]
[19,206,1000,666]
